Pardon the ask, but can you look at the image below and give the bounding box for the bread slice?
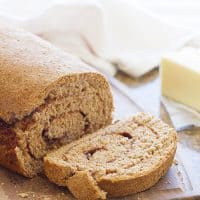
[0,23,113,177]
[44,113,177,199]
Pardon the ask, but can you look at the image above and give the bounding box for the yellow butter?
[161,47,200,111]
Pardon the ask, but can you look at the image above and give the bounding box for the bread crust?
[0,146,26,176]
[0,23,109,124]
[98,147,176,197]
[0,119,29,176]
[44,158,73,186]
[66,171,106,200]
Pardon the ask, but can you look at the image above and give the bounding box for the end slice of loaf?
[44,113,177,199]
[0,24,113,177]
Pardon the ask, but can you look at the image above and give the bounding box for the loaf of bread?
[0,24,113,177]
[44,113,177,200]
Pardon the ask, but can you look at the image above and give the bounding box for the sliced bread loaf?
[44,113,177,199]
[0,23,113,177]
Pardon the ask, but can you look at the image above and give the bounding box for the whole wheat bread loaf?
[44,113,177,199]
[0,24,113,177]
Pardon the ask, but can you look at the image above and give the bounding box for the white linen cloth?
[0,0,194,77]
[0,0,200,129]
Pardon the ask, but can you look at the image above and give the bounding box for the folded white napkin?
[0,0,194,77]
[162,97,200,131]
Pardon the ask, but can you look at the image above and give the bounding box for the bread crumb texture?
[44,113,177,199]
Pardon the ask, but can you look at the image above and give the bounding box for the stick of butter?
[161,47,200,112]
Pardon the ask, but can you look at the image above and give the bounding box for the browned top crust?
[0,23,105,124]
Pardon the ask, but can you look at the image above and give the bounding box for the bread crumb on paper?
[18,193,29,198]
[173,159,178,165]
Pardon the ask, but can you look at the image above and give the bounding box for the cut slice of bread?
[0,23,113,177]
[44,113,177,199]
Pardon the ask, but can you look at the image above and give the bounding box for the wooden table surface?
[0,69,199,200]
